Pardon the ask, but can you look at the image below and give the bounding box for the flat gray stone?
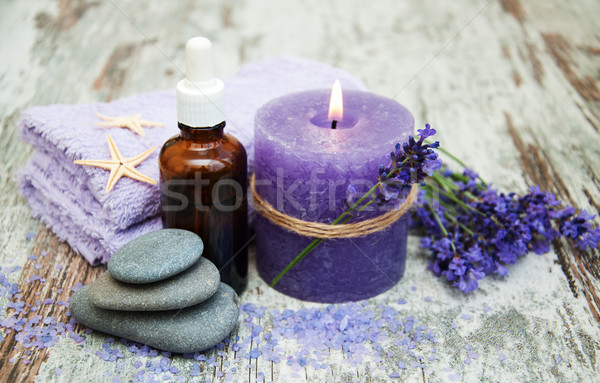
[88,258,220,311]
[71,283,239,353]
[108,229,204,284]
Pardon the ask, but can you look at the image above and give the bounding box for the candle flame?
[328,79,343,122]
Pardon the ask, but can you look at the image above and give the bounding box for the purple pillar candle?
[254,88,414,303]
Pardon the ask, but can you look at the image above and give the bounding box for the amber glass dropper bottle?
[159,37,248,293]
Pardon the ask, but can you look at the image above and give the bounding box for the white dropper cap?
[176,37,226,128]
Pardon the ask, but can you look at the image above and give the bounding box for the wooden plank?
[0,227,104,383]
[0,0,599,381]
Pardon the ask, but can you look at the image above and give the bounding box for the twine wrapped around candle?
[250,174,418,239]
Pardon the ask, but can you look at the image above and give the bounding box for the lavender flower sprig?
[417,165,600,293]
[271,121,600,294]
[270,125,441,287]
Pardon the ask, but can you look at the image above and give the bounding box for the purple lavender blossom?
[371,124,440,208]
[416,161,600,293]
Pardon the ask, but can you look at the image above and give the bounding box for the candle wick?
[331,120,337,129]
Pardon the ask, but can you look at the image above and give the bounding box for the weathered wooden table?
[1,0,599,382]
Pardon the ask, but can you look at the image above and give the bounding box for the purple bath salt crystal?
[397,299,407,305]
[468,351,479,359]
[251,325,264,338]
[451,323,458,329]
[424,296,432,302]
[25,232,35,241]
[190,362,201,376]
[555,356,562,364]
[55,368,63,375]
[499,352,506,362]
[389,372,400,378]
[461,314,472,320]
[247,348,261,359]
[464,359,471,365]
[339,316,349,331]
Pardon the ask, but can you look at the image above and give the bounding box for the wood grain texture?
[0,228,104,383]
[0,0,599,382]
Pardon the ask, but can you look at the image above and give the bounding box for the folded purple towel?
[18,56,366,265]
[19,151,162,264]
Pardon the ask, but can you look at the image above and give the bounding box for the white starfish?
[73,135,157,193]
[95,112,164,137]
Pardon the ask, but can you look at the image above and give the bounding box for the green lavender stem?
[423,182,484,216]
[426,202,456,252]
[426,140,487,186]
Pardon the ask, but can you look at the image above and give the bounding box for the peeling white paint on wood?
[1,0,599,382]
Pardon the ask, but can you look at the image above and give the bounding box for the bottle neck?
[178,121,225,142]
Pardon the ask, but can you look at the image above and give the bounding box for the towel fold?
[18,56,366,265]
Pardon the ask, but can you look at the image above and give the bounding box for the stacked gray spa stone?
[71,229,240,353]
